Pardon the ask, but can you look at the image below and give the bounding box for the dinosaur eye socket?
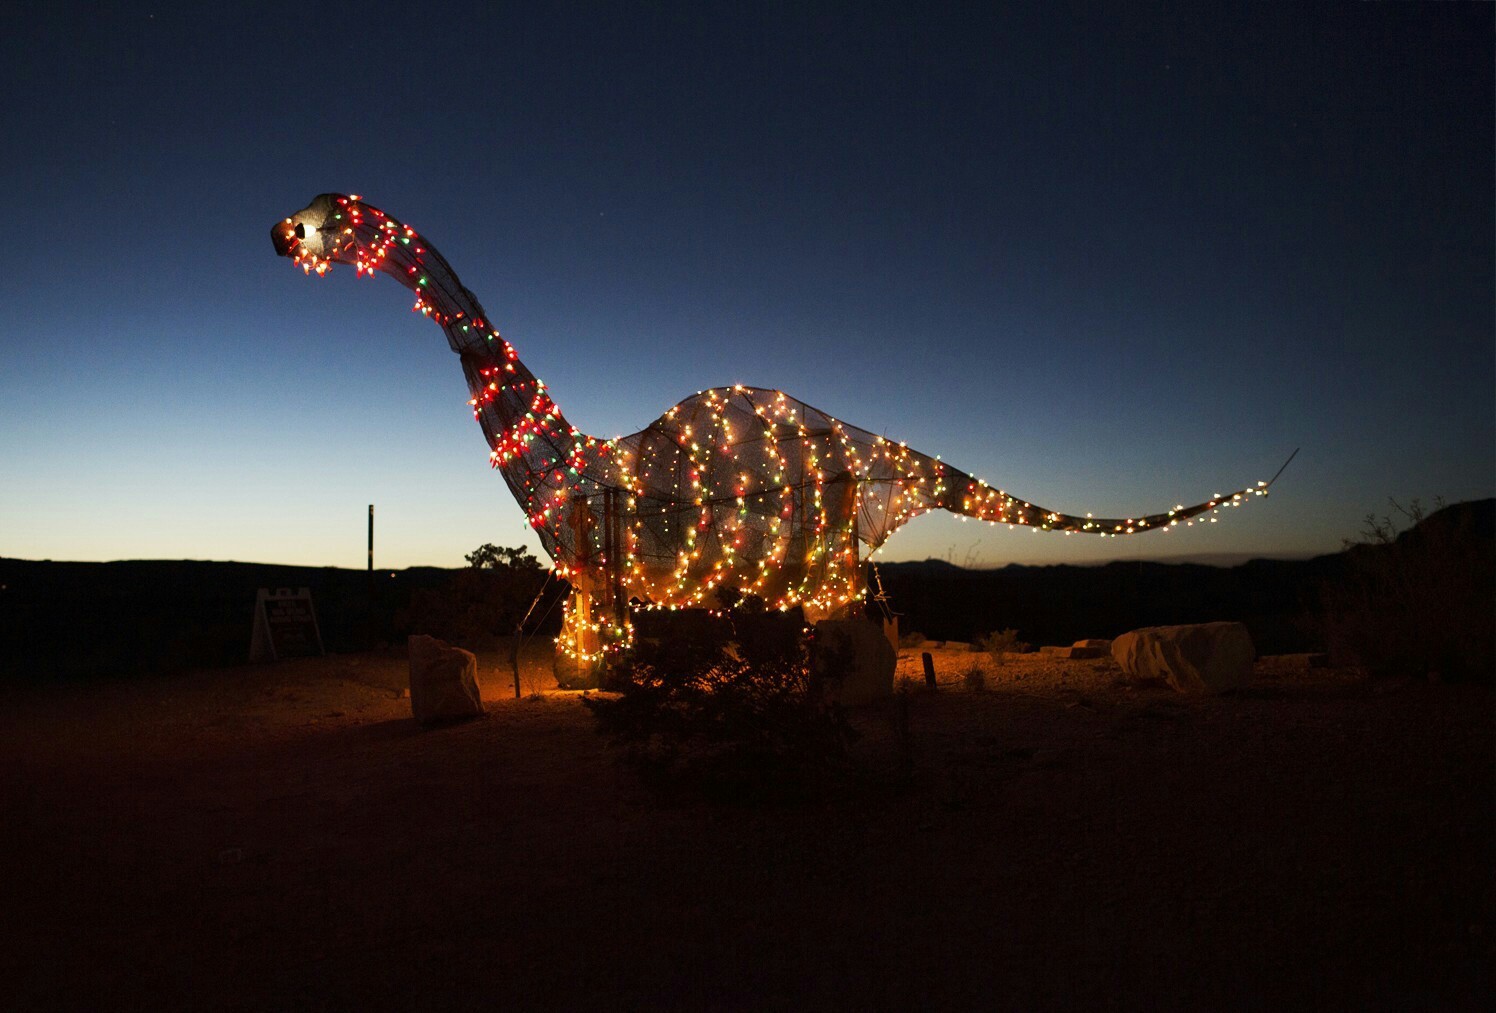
[294,222,306,240]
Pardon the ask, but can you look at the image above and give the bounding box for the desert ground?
[3,643,1490,1010]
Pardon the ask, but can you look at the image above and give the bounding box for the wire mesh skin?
[271,193,1270,650]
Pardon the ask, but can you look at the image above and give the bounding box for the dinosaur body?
[271,193,1269,664]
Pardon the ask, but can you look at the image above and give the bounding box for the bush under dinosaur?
[583,600,858,801]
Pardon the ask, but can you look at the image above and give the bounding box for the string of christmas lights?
[272,193,1272,668]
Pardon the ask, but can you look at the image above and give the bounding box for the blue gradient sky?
[2,3,1491,569]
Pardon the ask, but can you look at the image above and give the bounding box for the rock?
[1040,644,1107,659]
[1111,622,1255,694]
[1073,638,1113,652]
[881,617,900,656]
[813,620,896,705]
[407,635,484,724]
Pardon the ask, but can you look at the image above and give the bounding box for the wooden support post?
[849,477,860,615]
[366,504,375,599]
[922,651,936,691]
[604,487,624,622]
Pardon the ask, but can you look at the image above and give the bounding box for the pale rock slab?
[813,620,896,706]
[408,634,484,724]
[1111,622,1255,694]
[1041,643,1108,659]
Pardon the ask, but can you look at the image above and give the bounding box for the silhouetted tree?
[400,544,547,646]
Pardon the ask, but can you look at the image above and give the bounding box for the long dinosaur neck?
[330,198,601,534]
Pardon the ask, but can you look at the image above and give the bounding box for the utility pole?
[367,504,375,572]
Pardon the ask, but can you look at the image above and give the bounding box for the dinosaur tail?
[938,449,1297,538]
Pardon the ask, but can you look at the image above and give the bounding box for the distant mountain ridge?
[877,550,1325,573]
[874,499,1493,652]
[2,499,1490,679]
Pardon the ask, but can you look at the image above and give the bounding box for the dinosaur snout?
[270,219,299,257]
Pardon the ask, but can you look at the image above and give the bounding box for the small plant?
[961,663,987,693]
[978,628,1030,665]
[898,630,927,649]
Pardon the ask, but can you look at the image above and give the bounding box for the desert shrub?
[584,607,857,801]
[398,544,547,647]
[1318,499,1494,684]
[898,630,927,649]
[961,663,987,692]
[978,628,1030,664]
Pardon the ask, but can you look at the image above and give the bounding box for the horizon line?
[0,549,1331,571]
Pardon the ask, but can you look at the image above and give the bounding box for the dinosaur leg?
[554,587,604,689]
[553,579,633,690]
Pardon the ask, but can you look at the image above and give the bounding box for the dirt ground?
[2,642,1491,1011]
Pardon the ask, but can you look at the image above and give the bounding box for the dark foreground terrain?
[2,647,1490,1011]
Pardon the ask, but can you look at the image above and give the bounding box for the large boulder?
[812,620,896,705]
[408,634,484,724]
[1111,622,1255,694]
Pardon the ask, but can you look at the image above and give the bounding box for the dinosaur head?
[270,192,361,276]
[271,193,463,324]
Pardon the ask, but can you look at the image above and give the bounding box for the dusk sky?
[3,3,1491,570]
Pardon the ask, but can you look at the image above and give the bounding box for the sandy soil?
[2,643,1490,1011]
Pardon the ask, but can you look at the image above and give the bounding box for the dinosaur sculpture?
[271,193,1271,671]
